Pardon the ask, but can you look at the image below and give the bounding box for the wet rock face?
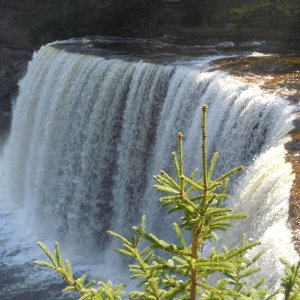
[287,119,300,254]
[0,5,33,112]
[0,47,31,111]
[212,56,300,102]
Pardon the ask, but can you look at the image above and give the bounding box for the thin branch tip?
[177,132,183,139]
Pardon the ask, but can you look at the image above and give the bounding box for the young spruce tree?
[35,105,300,300]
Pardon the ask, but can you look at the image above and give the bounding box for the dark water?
[54,35,300,61]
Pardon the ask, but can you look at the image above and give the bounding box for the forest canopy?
[2,0,300,44]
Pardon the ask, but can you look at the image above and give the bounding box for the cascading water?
[1,39,299,298]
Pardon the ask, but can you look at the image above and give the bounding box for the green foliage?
[35,105,300,299]
[3,0,300,44]
[4,0,161,44]
[34,241,125,300]
[230,0,300,29]
[280,259,300,300]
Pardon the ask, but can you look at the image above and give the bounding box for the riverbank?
[130,24,300,44]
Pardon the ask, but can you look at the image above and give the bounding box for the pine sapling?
[109,105,262,299]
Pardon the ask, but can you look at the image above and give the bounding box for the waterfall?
[3,44,298,287]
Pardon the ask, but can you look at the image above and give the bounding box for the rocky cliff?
[0,5,33,111]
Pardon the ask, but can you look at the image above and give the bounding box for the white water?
[1,44,299,297]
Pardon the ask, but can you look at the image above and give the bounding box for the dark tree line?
[2,0,299,44]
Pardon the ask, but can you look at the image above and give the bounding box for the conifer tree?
[35,105,300,300]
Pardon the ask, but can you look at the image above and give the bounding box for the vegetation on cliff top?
[1,0,299,44]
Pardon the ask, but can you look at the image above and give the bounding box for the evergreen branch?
[162,279,190,299]
[34,260,56,270]
[182,194,198,209]
[34,242,124,300]
[204,207,233,217]
[177,132,184,192]
[55,242,65,269]
[252,278,265,289]
[132,228,190,256]
[214,213,248,221]
[201,105,208,192]
[153,184,180,195]
[186,178,204,195]
[221,242,261,261]
[160,170,180,189]
[239,267,261,279]
[153,175,176,189]
[280,259,300,300]
[189,194,205,203]
[115,248,135,257]
[181,174,204,191]
[189,168,199,181]
[171,151,180,182]
[173,223,187,248]
[140,246,153,257]
[36,241,57,267]
[107,230,132,246]
[201,194,217,215]
[159,195,182,202]
[66,259,73,278]
[214,166,244,183]
[183,168,199,190]
[208,152,219,180]
[207,181,222,191]
[197,281,221,294]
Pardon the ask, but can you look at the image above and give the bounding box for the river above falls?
[54,36,300,102]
